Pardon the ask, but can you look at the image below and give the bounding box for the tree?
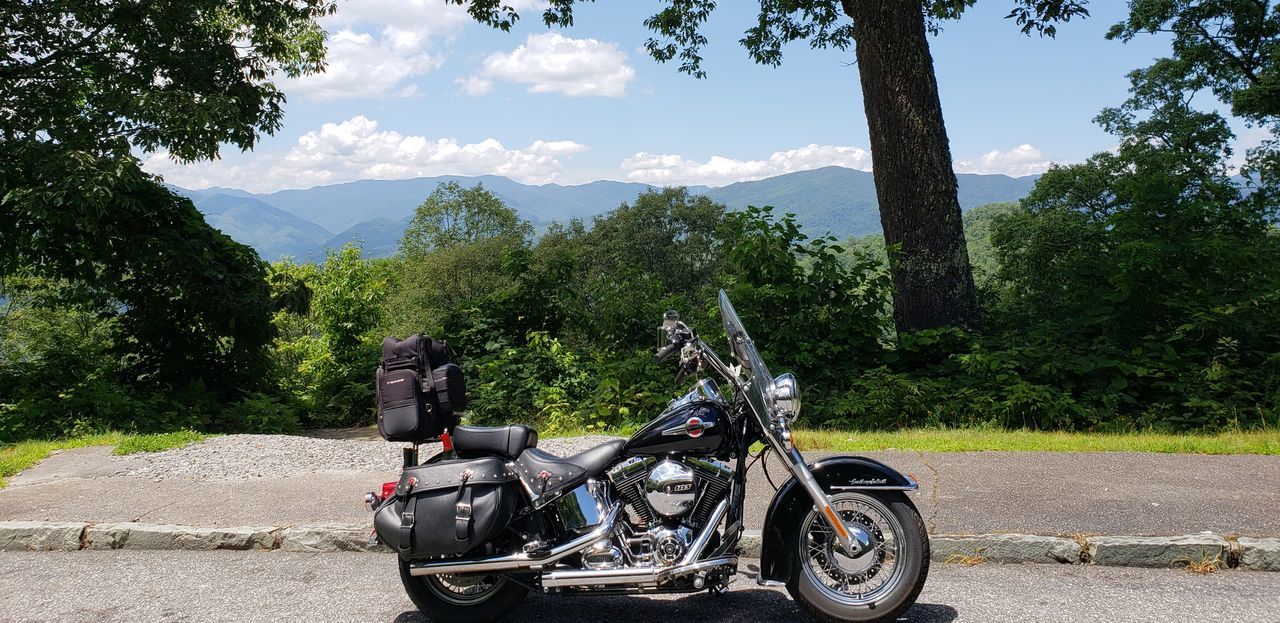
[0,0,334,396]
[979,5,1280,428]
[310,245,387,426]
[399,182,533,256]
[446,0,1088,334]
[569,188,729,347]
[1108,0,1280,193]
[0,0,332,162]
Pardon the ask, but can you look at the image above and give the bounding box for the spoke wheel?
[786,491,929,623]
[399,560,527,623]
[421,574,507,606]
[800,493,903,605]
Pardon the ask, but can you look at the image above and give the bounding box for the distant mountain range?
[174,167,1039,262]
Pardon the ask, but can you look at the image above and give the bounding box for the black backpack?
[376,334,467,443]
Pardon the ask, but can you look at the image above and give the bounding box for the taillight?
[365,481,400,512]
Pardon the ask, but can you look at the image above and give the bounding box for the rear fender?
[757,455,917,584]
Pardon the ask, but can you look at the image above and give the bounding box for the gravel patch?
[117,433,624,482]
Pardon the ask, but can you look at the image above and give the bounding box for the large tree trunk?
[843,0,981,334]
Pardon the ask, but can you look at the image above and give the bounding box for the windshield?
[718,290,773,419]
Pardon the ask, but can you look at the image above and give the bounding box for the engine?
[604,456,733,567]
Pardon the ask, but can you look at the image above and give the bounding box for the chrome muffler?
[407,503,624,576]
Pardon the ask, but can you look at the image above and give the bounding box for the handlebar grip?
[655,341,681,362]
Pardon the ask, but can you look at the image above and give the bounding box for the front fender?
[757,455,917,584]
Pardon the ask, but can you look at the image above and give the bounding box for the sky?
[143,1,1217,193]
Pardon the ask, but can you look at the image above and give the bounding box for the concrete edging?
[1,521,1275,571]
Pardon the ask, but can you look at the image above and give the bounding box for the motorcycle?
[367,291,929,622]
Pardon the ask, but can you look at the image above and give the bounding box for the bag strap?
[397,476,418,553]
[414,334,437,395]
[454,468,473,542]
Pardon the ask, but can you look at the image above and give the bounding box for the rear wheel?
[398,560,527,623]
[787,492,929,623]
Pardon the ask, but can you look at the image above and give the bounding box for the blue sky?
[146,1,1207,192]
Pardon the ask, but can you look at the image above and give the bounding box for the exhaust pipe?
[408,503,624,576]
[540,555,738,588]
[540,498,732,589]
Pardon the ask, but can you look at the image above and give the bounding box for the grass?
[547,424,1280,455]
[944,548,988,567]
[1178,551,1226,574]
[0,430,207,488]
[112,430,207,455]
[789,427,1280,455]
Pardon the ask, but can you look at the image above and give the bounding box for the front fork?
[763,420,875,558]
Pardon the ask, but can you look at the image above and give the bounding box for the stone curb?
[83,523,279,551]
[1237,537,1280,572]
[1087,534,1229,569]
[929,534,1081,564]
[1,521,1275,571]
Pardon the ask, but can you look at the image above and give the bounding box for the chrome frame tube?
[407,503,624,577]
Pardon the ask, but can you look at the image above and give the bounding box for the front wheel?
[787,491,929,623]
[398,560,527,623]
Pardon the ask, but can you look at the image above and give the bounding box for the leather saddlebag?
[373,457,519,559]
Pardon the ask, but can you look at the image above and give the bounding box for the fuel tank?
[624,396,731,456]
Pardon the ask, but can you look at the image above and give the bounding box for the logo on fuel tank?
[685,417,706,438]
[660,415,716,438]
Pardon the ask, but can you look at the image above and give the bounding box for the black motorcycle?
[368,291,929,622]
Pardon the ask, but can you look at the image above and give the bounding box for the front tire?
[398,560,527,623]
[787,492,929,623]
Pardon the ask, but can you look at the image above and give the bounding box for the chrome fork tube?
[766,425,875,558]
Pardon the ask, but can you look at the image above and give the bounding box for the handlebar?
[655,341,681,362]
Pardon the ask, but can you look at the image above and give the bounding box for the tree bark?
[843,0,981,333]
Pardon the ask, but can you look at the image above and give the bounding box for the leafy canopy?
[0,0,334,161]
[400,182,533,256]
[447,1,1089,77]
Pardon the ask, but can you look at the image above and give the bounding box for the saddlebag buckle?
[455,502,472,521]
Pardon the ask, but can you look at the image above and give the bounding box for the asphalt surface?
[1,551,1276,623]
[3,442,1278,536]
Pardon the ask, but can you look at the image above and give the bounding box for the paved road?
[1,551,1276,623]
[3,444,1278,536]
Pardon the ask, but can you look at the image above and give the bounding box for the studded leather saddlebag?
[373,457,519,560]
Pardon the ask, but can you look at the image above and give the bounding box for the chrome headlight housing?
[768,373,801,422]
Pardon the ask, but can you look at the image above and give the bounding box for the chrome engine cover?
[644,460,697,517]
[649,525,693,567]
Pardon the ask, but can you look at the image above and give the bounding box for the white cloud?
[455,75,494,96]
[526,140,590,155]
[473,32,635,97]
[954,144,1052,177]
[620,144,873,186]
[143,115,588,192]
[284,0,494,100]
[287,29,443,100]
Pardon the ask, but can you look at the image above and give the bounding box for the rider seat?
[513,439,626,507]
[451,424,538,459]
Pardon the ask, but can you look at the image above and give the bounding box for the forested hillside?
[3,0,1277,443]
[177,168,1039,262]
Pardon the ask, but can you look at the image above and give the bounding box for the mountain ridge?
[173,167,1040,262]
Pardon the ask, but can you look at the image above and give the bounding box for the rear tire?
[398,560,527,623]
[786,492,929,623]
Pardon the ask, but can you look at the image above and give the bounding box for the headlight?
[768,373,801,422]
